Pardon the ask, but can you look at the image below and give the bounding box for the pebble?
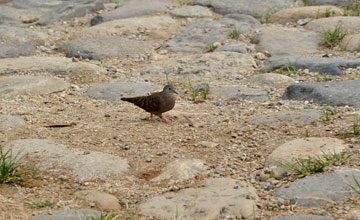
[262,182,272,191]
[215,99,227,106]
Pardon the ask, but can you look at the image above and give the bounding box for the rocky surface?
[271,215,334,220]
[1,1,360,220]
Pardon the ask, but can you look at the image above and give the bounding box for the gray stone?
[163,14,259,53]
[90,0,174,25]
[215,42,247,53]
[262,56,360,75]
[212,86,268,101]
[341,34,360,52]
[0,0,103,26]
[245,109,321,127]
[252,28,321,56]
[152,159,207,183]
[75,190,120,211]
[274,169,360,207]
[305,16,360,34]
[59,36,149,60]
[0,76,69,96]
[283,79,360,106]
[0,57,105,77]
[194,0,295,18]
[0,25,47,58]
[87,82,161,101]
[139,178,259,219]
[244,73,295,88]
[216,99,227,106]
[6,139,129,181]
[271,215,334,220]
[29,209,101,220]
[169,5,213,17]
[307,0,354,6]
[0,115,25,128]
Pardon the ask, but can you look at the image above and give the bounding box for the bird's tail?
[121,97,133,102]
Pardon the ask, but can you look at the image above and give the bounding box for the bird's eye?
[168,87,172,90]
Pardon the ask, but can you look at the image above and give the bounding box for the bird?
[121,85,178,123]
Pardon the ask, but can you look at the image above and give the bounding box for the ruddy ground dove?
[121,85,178,123]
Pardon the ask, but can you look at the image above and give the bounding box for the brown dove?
[121,85,178,123]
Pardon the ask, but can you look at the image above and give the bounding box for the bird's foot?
[162,117,172,123]
[149,114,156,121]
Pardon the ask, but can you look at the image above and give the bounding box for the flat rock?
[141,52,256,79]
[340,34,360,51]
[271,215,334,220]
[243,73,295,88]
[169,5,213,17]
[90,0,174,25]
[59,36,149,60]
[194,0,295,18]
[252,27,321,56]
[215,42,247,53]
[139,178,259,219]
[0,0,103,26]
[6,139,129,181]
[75,190,120,211]
[0,76,69,96]
[262,56,360,75]
[0,114,25,128]
[308,0,353,6]
[29,209,101,220]
[266,137,349,167]
[274,169,360,207]
[245,109,321,127]
[81,15,179,41]
[0,25,47,58]
[163,14,259,53]
[152,159,207,183]
[87,82,161,101]
[0,56,105,77]
[212,86,268,101]
[305,16,360,34]
[269,6,343,24]
[283,79,360,106]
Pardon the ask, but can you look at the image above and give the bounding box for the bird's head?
[163,85,178,95]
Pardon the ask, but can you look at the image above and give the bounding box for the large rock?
[306,0,354,6]
[0,115,25,129]
[0,0,103,26]
[0,25,47,58]
[271,215,334,220]
[163,14,259,53]
[215,42,248,53]
[6,139,129,181]
[212,85,268,101]
[269,6,343,24]
[59,36,149,60]
[266,137,349,167]
[305,16,360,34]
[245,109,321,127]
[274,169,360,207]
[87,82,161,101]
[262,56,360,75]
[0,76,69,96]
[194,0,295,18]
[29,209,101,220]
[252,27,321,56]
[243,73,295,88]
[81,15,179,41]
[0,56,105,77]
[283,79,360,106]
[139,178,259,219]
[340,34,360,52]
[152,159,207,183]
[90,0,174,25]
[169,5,213,18]
[75,190,120,211]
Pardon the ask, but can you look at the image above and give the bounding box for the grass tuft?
[322,24,348,48]
[228,29,240,39]
[87,213,119,220]
[0,145,28,184]
[25,201,56,209]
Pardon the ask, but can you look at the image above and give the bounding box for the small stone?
[255,52,267,60]
[271,168,288,180]
[215,99,227,106]
[199,141,219,148]
[297,18,313,26]
[146,157,152,163]
[262,182,272,191]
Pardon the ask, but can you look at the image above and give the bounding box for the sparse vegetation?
[278,151,352,178]
[320,106,337,123]
[316,75,332,82]
[228,29,241,39]
[25,201,56,209]
[304,128,310,137]
[343,3,360,16]
[322,24,348,48]
[303,0,314,6]
[347,175,360,195]
[188,80,209,102]
[115,0,122,4]
[240,206,271,220]
[179,0,191,6]
[343,122,360,137]
[87,213,119,220]
[206,43,219,52]
[164,70,173,85]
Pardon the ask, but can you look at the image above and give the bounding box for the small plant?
[240,206,271,220]
[87,213,119,220]
[277,152,352,178]
[324,7,336,17]
[174,205,184,220]
[325,106,337,115]
[188,80,208,102]
[164,70,173,85]
[206,43,219,52]
[303,0,314,6]
[343,3,360,16]
[277,65,297,76]
[115,0,122,4]
[316,75,332,82]
[229,29,241,39]
[179,0,191,6]
[346,175,360,195]
[323,24,348,48]
[344,122,360,137]
[25,201,56,209]
[0,145,28,184]
[305,128,309,137]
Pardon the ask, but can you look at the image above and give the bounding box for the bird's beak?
[174,90,178,94]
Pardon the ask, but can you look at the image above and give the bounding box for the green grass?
[322,24,348,48]
[228,29,240,39]
[164,70,173,85]
[304,128,310,137]
[87,214,119,220]
[0,145,29,184]
[343,3,360,16]
[316,75,332,82]
[240,206,271,220]
[343,122,360,137]
[179,0,191,6]
[320,107,337,123]
[115,0,122,4]
[188,80,208,103]
[25,201,56,209]
[347,175,360,194]
[206,43,219,52]
[277,151,352,178]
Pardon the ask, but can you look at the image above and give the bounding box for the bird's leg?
[160,115,172,123]
[149,113,156,121]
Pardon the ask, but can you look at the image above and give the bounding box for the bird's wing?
[128,94,161,113]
